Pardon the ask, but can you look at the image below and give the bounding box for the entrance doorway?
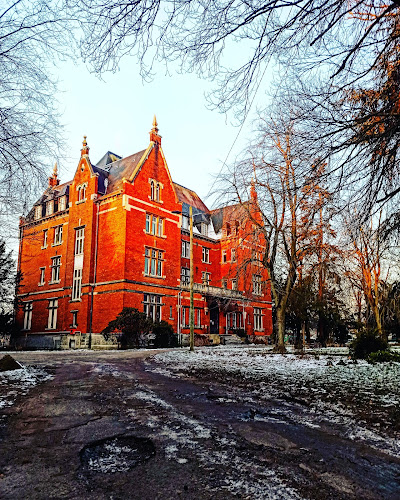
[209,302,219,335]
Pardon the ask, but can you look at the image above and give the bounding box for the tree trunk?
[274,306,286,353]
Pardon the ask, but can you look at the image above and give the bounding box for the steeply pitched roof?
[96,151,122,168]
[173,182,210,215]
[99,149,147,193]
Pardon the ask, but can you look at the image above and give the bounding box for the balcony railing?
[181,282,243,299]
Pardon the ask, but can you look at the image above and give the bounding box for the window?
[254,308,263,331]
[181,306,188,328]
[39,267,45,286]
[47,299,58,329]
[42,229,48,249]
[150,179,162,202]
[202,247,210,263]
[46,200,54,216]
[222,250,227,263]
[182,216,189,230]
[202,271,211,285]
[222,279,228,289]
[51,256,61,283]
[145,214,164,236]
[200,223,208,236]
[231,248,236,262]
[75,227,85,255]
[77,184,87,202]
[169,305,173,319]
[181,307,200,328]
[226,222,231,236]
[143,294,162,322]
[181,240,190,258]
[23,302,33,330]
[58,196,66,212]
[181,267,190,285]
[144,247,163,277]
[54,225,63,245]
[72,268,82,300]
[234,221,240,235]
[253,275,262,295]
[196,308,201,327]
[34,205,42,220]
[70,310,78,328]
[232,279,237,291]
[227,312,243,329]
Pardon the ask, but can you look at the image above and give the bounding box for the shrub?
[350,329,388,359]
[101,307,153,349]
[367,350,400,364]
[152,320,178,348]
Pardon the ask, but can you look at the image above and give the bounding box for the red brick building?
[16,118,272,349]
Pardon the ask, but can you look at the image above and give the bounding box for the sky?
[54,56,272,210]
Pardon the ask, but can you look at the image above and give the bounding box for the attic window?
[200,223,208,236]
[34,205,42,220]
[149,179,162,202]
[46,200,54,216]
[77,183,87,203]
[58,196,66,212]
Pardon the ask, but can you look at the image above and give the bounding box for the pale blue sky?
[55,56,272,209]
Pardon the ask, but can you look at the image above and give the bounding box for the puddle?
[80,435,155,473]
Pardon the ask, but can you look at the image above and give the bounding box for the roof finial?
[53,162,58,176]
[149,115,161,144]
[152,115,158,133]
[49,161,59,187]
[81,135,90,157]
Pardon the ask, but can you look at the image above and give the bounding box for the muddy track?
[0,350,399,499]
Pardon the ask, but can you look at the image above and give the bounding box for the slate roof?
[100,149,147,193]
[173,182,210,215]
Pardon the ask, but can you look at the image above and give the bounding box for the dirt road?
[0,350,399,499]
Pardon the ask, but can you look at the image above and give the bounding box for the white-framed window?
[39,267,45,286]
[181,240,190,258]
[196,308,201,327]
[253,275,262,295]
[232,279,237,290]
[51,256,61,283]
[53,225,63,245]
[46,200,54,216]
[222,279,228,289]
[231,248,237,262]
[144,247,163,277]
[227,312,243,329]
[74,227,85,255]
[34,205,42,220]
[23,302,33,330]
[143,294,162,322]
[145,214,164,236]
[58,196,66,212]
[200,223,208,236]
[181,307,200,328]
[182,215,189,230]
[202,271,211,285]
[254,307,263,331]
[202,247,210,263]
[77,183,87,202]
[47,299,58,329]
[181,267,190,285]
[72,268,82,300]
[42,229,48,249]
[222,250,227,263]
[149,179,162,202]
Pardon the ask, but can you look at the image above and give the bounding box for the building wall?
[16,128,273,346]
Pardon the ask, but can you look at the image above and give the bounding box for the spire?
[81,135,90,157]
[149,115,161,144]
[48,161,59,187]
[250,177,257,203]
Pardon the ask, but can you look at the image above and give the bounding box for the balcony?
[181,282,243,300]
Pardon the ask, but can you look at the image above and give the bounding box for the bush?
[101,307,153,349]
[152,320,178,348]
[367,350,400,364]
[350,329,388,359]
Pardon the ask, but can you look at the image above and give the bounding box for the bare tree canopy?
[68,1,400,117]
[0,0,75,236]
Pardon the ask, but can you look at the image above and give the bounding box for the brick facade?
[16,119,273,348]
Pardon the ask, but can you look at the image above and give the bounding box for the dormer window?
[200,223,208,236]
[77,183,87,203]
[34,205,42,220]
[226,222,231,236]
[182,216,189,230]
[58,196,66,212]
[46,200,54,216]
[149,179,162,202]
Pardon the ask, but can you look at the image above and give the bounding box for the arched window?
[156,183,160,202]
[226,222,231,236]
[150,181,155,200]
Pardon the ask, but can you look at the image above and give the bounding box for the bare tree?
[0,0,75,237]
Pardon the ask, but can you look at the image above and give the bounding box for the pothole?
[80,435,156,473]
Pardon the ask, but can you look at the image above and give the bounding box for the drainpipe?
[88,201,100,349]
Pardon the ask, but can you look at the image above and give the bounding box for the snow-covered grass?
[152,346,400,457]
